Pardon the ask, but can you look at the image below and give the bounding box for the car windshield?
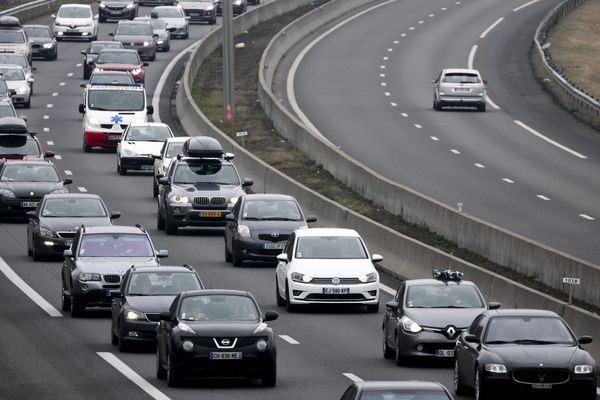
[0,104,15,117]
[295,236,367,259]
[0,55,27,68]
[0,136,38,155]
[0,164,59,182]
[116,24,152,36]
[173,162,240,185]
[57,6,92,18]
[484,316,576,345]
[24,27,52,38]
[360,390,450,400]
[0,68,25,81]
[127,271,202,296]
[0,31,26,44]
[79,233,153,257]
[88,90,144,111]
[96,51,140,65]
[443,73,480,84]
[155,8,184,18]
[139,19,165,29]
[125,126,171,141]
[242,199,302,221]
[179,295,259,322]
[41,198,107,217]
[405,285,484,308]
[165,142,184,158]
[90,74,134,85]
[89,42,123,54]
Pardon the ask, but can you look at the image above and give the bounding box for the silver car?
[0,64,32,108]
[150,6,190,39]
[432,68,487,112]
[0,53,34,93]
[0,16,32,65]
[52,4,99,41]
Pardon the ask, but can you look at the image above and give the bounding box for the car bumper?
[287,280,379,305]
[31,46,56,58]
[480,374,596,398]
[85,130,123,149]
[182,9,216,22]
[234,237,286,262]
[34,235,73,256]
[120,319,159,342]
[10,92,30,104]
[396,329,462,358]
[167,206,231,227]
[72,286,120,307]
[99,8,136,19]
[170,26,187,36]
[120,156,155,171]
[54,26,95,39]
[438,95,485,106]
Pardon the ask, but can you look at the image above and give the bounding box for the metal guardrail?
[534,0,600,116]
[0,0,54,17]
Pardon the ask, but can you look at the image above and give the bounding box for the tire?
[224,238,233,262]
[32,241,42,261]
[394,334,404,366]
[475,368,493,400]
[153,180,159,198]
[209,19,216,25]
[366,302,379,313]
[84,68,90,80]
[27,237,33,256]
[61,289,71,311]
[111,324,119,346]
[261,360,276,387]
[99,15,106,23]
[165,214,178,235]
[434,98,442,111]
[150,52,156,61]
[275,278,285,306]
[23,99,31,109]
[478,102,486,112]
[454,358,469,396]
[157,208,165,231]
[51,50,58,61]
[70,294,85,317]
[156,347,167,379]
[118,159,127,175]
[83,141,91,153]
[118,335,131,352]
[183,31,189,39]
[166,353,180,387]
[285,282,296,312]
[232,244,243,267]
[383,330,394,359]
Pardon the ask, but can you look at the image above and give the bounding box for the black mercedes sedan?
[340,381,454,400]
[454,309,596,400]
[156,289,278,387]
[0,160,71,219]
[111,265,204,352]
[26,193,119,260]
[224,194,316,266]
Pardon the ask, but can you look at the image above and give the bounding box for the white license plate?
[210,352,241,360]
[262,243,285,250]
[190,12,200,16]
[108,135,121,141]
[67,29,78,32]
[322,287,349,294]
[140,165,153,170]
[454,88,470,92]
[435,349,454,357]
[531,383,552,389]
[21,201,38,208]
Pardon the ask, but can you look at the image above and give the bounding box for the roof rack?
[432,269,463,282]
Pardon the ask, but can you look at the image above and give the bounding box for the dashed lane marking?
[67,73,73,77]
[380,73,386,78]
[278,335,300,344]
[384,92,390,96]
[502,178,515,183]
[46,140,54,145]
[77,187,88,192]
[46,104,53,108]
[579,214,595,221]
[43,115,49,119]
[390,102,398,107]
[381,82,387,87]
[54,155,62,160]
[474,163,485,168]
[64,170,73,176]
[52,92,58,97]
[414,124,422,129]
[343,373,364,383]
[513,0,542,12]
[451,149,461,154]
[383,56,388,60]
[536,195,550,201]
[514,120,587,159]
[400,112,408,117]
[409,26,415,30]
[430,136,439,141]
[43,128,49,132]
[59,82,65,86]
[480,17,504,39]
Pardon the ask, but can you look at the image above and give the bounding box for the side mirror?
[110,290,123,298]
[63,249,73,257]
[483,79,488,84]
[385,300,398,311]
[108,32,115,37]
[94,15,99,20]
[78,103,85,114]
[19,114,28,121]
[579,336,593,345]
[32,67,37,71]
[153,33,159,38]
[27,78,34,84]
[51,14,56,19]
[225,213,236,222]
[63,178,73,185]
[88,60,95,65]
[110,211,121,220]
[431,79,438,83]
[464,334,480,344]
[488,302,501,310]
[81,50,87,56]
[242,178,253,187]
[158,177,169,185]
[157,249,169,258]
[276,253,288,263]
[146,105,154,115]
[151,153,161,159]
[80,82,87,88]
[263,310,278,322]
[25,211,36,219]
[185,16,191,20]
[44,150,55,159]
[371,254,383,263]
[142,62,149,67]
[159,310,173,321]
[305,215,317,223]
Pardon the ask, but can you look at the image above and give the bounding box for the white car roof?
[60,4,92,9]
[295,228,360,238]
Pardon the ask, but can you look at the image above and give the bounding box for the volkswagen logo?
[270,232,280,238]
[221,339,230,346]
[331,277,340,285]
[446,326,456,337]
[29,191,35,196]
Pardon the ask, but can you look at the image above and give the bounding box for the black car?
[0,117,55,166]
[81,40,124,79]
[99,0,138,22]
[23,25,57,60]
[224,193,316,266]
[0,160,71,218]
[215,0,247,16]
[26,193,119,260]
[157,137,253,235]
[156,289,278,387]
[454,309,596,400]
[111,265,204,351]
[340,381,454,400]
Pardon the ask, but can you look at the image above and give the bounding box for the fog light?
[128,331,139,337]
[182,340,194,352]
[416,344,424,352]
[368,290,377,296]
[82,32,89,36]
[57,32,63,36]
[256,339,267,351]
[44,241,54,246]
[292,290,301,296]
[81,284,88,290]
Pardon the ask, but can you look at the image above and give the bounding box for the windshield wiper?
[430,305,471,308]
[127,293,151,296]
[243,217,262,220]
[511,339,560,345]
[485,340,512,344]
[261,217,299,221]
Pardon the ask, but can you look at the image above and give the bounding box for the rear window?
[443,73,480,84]
[0,30,26,44]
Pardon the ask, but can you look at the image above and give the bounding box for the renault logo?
[270,232,279,238]
[331,277,340,285]
[446,326,456,337]
[29,191,35,196]
[221,339,230,346]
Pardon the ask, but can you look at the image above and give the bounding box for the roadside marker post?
[562,277,580,304]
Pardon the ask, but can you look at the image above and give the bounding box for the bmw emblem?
[29,191,35,196]
[221,339,230,346]
[331,277,340,285]
[270,232,279,238]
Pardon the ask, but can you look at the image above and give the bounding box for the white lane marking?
[278,335,300,344]
[46,104,53,108]
[0,257,62,317]
[387,48,393,52]
[401,33,406,37]
[97,353,171,400]
[43,115,49,119]
[343,373,364,383]
[480,17,504,39]
[441,7,447,10]
[502,178,515,183]
[486,96,500,109]
[384,92,391,96]
[52,92,59,97]
[46,140,54,145]
[579,214,595,221]
[380,65,386,69]
[414,124,422,129]
[43,128,50,132]
[54,155,62,160]
[400,112,408,117]
[456,1,461,4]
[59,82,65,86]
[381,82,387,87]
[430,136,439,141]
[409,26,415,30]
[390,102,398,107]
[513,0,542,12]
[76,63,82,67]
[78,187,88,192]
[468,45,478,69]
[153,41,198,123]
[474,163,485,168]
[450,149,461,154]
[383,56,388,61]
[429,13,435,17]
[537,195,550,201]
[67,73,73,77]
[597,387,600,396]
[514,120,587,159]
[379,73,386,78]
[418,20,424,24]
[379,283,395,295]
[393,40,399,44]
[64,170,73,176]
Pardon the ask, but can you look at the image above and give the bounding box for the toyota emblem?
[29,191,35,196]
[270,232,280,238]
[331,277,340,285]
[221,339,230,346]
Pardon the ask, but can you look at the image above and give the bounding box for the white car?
[152,136,187,197]
[116,122,174,175]
[0,64,32,108]
[275,228,382,313]
[52,4,98,41]
[150,6,190,38]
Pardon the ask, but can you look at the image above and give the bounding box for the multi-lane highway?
[0,2,485,399]
[290,0,600,265]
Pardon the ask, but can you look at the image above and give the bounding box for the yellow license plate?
[200,211,221,217]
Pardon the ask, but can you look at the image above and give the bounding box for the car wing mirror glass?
[464,334,480,344]
[63,178,73,185]
[305,215,317,223]
[158,177,169,185]
[371,254,383,263]
[63,249,73,257]
[44,150,55,158]
[242,178,254,187]
[579,335,593,345]
[225,213,236,222]
[159,311,172,321]
[25,210,36,219]
[110,211,121,220]
[157,249,169,258]
[263,310,278,322]
[385,300,398,311]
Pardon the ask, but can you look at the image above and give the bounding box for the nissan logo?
[221,339,230,346]
[331,277,340,285]
[270,232,279,238]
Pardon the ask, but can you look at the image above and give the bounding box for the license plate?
[67,29,78,33]
[262,243,285,250]
[108,135,121,141]
[141,165,153,170]
[200,211,221,217]
[435,349,454,357]
[454,88,470,92]
[21,201,38,208]
[531,383,552,389]
[210,352,241,360]
[322,287,349,294]
[190,12,200,16]
[64,240,72,247]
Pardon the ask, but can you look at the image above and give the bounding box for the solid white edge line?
[379,283,395,295]
[513,0,541,12]
[97,352,171,400]
[486,96,500,110]
[0,257,62,317]
[78,187,88,192]
[278,334,300,344]
[480,17,504,39]
[468,45,478,69]
[514,120,587,159]
[342,373,364,382]
[152,41,199,123]
[579,214,595,221]
[287,0,399,145]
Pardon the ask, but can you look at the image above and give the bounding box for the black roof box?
[0,117,28,134]
[182,136,223,158]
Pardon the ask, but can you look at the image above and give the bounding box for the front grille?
[512,369,570,385]
[103,274,121,283]
[304,294,366,301]
[100,124,128,130]
[311,277,362,285]
[193,196,227,206]
[31,43,41,48]
[185,9,205,16]
[145,313,160,322]
[258,233,290,242]
[106,5,125,10]
[56,231,76,239]
[189,336,267,348]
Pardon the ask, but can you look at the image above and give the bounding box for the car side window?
[472,315,487,337]
[160,141,167,157]
[468,314,484,335]
[166,160,178,180]
[340,385,357,400]
[120,270,130,292]
[395,283,405,303]
[285,233,296,260]
[71,231,81,255]
[232,199,241,218]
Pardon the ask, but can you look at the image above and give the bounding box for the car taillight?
[476,77,481,83]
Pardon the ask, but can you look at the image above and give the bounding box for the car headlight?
[157,40,164,44]
[178,322,195,334]
[237,224,250,237]
[16,86,28,94]
[122,148,139,157]
[234,0,242,5]
[253,322,267,334]
[143,41,150,47]
[438,91,445,96]
[228,196,239,206]
[400,316,422,333]
[79,272,101,281]
[126,3,134,8]
[0,189,16,199]
[169,195,189,204]
[207,4,215,10]
[125,310,146,320]
[485,364,507,374]
[574,365,594,374]
[87,117,101,128]
[39,226,59,238]
[358,272,377,283]
[43,43,54,49]
[83,22,93,27]
[99,3,106,8]
[291,272,313,283]
[50,189,69,194]
[131,68,142,75]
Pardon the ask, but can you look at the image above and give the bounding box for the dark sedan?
[111,265,204,351]
[454,309,596,400]
[340,381,454,400]
[156,289,278,387]
[23,25,57,60]
[0,160,71,219]
[81,40,124,79]
[224,194,316,266]
[26,193,119,260]
[109,21,157,61]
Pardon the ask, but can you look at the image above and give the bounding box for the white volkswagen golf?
[275,228,382,313]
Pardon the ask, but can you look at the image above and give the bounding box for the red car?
[0,117,54,166]
[91,48,148,84]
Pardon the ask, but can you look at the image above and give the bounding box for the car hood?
[75,257,159,273]
[39,216,112,231]
[121,141,164,156]
[103,1,133,6]
[6,81,28,90]
[172,183,243,198]
[488,344,579,367]
[87,110,147,124]
[289,258,376,277]
[125,295,176,312]
[182,321,264,337]
[0,44,27,51]
[55,17,93,26]
[0,182,63,197]
[114,34,153,42]
[179,2,213,10]
[405,307,485,329]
